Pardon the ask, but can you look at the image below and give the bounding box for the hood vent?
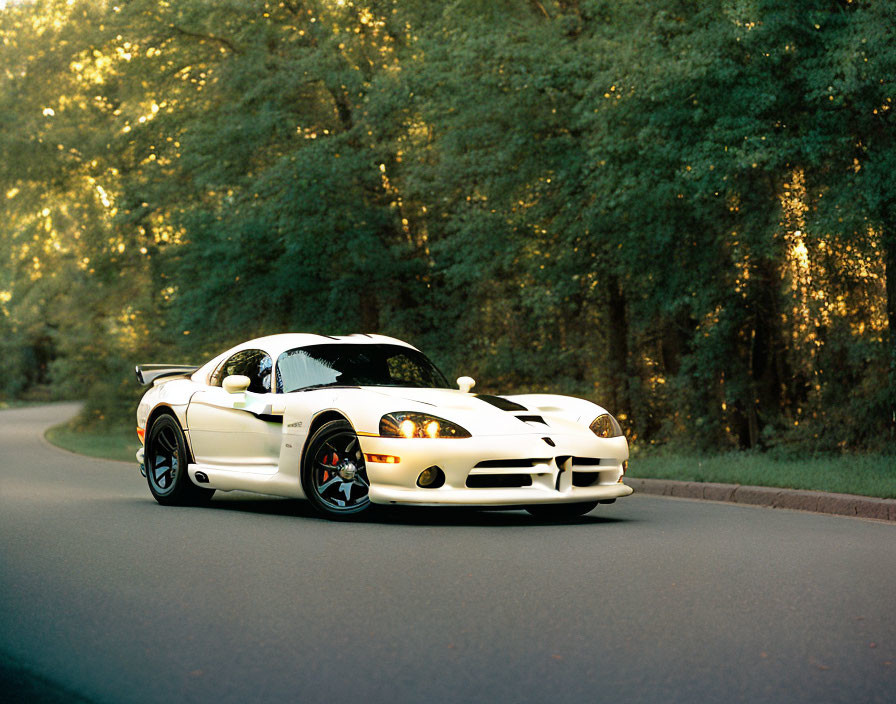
[475,394,528,412]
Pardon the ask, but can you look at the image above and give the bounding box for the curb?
[625,477,896,522]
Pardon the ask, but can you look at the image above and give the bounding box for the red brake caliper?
[321,453,339,482]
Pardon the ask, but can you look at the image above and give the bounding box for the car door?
[186,348,282,471]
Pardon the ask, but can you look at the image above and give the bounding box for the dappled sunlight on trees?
[0,0,893,453]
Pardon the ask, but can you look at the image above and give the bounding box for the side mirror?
[223,374,251,394]
[456,376,476,393]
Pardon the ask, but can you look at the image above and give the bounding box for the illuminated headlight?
[590,413,623,438]
[380,412,471,439]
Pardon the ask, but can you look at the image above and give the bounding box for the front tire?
[145,414,214,506]
[302,419,371,519]
[525,501,598,520]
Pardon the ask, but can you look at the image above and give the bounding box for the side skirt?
[187,463,306,499]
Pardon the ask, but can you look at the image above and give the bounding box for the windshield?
[275,343,451,393]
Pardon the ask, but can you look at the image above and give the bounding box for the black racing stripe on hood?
[475,394,528,412]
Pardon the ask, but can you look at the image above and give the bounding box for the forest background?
[1,0,894,461]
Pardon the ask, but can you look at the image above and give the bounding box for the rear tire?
[525,501,598,520]
[145,414,214,506]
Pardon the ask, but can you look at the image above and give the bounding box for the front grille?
[466,474,533,488]
[474,458,551,469]
[571,457,602,466]
[572,472,602,487]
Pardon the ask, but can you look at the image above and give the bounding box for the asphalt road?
[1,403,894,704]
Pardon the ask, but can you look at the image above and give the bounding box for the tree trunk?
[359,290,379,333]
[885,226,896,371]
[743,258,791,448]
[884,223,896,439]
[659,310,692,377]
[606,275,630,417]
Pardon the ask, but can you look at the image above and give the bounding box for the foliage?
[1,0,893,454]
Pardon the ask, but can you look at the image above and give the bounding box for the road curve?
[1,403,894,704]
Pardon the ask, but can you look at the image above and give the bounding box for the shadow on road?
[187,493,634,527]
[0,653,94,704]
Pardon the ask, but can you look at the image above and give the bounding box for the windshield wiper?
[295,382,353,392]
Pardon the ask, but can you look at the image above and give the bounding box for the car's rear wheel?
[525,501,598,520]
[145,414,214,506]
[302,419,371,519]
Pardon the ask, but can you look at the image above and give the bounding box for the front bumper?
[360,432,632,507]
[136,447,145,477]
[369,481,633,506]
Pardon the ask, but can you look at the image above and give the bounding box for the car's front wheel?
[302,419,371,519]
[145,414,214,506]
[525,501,598,520]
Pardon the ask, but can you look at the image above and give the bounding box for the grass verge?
[45,421,139,463]
[1,399,57,410]
[630,452,896,499]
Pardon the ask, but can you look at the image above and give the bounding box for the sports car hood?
[358,386,581,437]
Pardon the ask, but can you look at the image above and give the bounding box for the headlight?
[590,413,623,438]
[380,412,471,439]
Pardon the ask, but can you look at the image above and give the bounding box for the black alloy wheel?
[302,419,371,519]
[145,413,214,506]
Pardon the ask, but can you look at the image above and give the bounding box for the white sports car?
[135,333,633,519]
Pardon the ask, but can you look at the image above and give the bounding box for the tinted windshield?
[275,343,451,393]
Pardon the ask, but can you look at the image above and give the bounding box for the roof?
[244,332,416,354]
[193,333,418,381]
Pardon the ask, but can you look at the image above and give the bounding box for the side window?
[210,349,272,394]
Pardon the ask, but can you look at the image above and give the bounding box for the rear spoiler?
[135,364,198,386]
